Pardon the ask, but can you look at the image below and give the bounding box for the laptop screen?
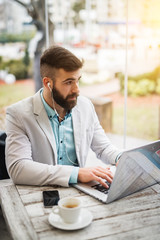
[130,141,160,169]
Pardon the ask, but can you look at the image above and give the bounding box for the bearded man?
[5,45,121,188]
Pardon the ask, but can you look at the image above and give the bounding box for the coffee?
[63,204,78,208]
[52,197,81,223]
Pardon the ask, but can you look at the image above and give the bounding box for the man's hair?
[40,45,83,79]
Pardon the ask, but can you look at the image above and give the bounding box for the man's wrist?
[69,167,79,184]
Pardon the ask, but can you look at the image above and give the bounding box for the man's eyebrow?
[62,76,82,83]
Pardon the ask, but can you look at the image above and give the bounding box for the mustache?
[66,93,79,100]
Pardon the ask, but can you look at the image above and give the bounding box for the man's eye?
[66,81,72,85]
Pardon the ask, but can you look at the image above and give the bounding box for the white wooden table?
[0,179,160,240]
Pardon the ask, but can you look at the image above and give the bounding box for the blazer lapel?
[72,106,82,167]
[33,91,57,163]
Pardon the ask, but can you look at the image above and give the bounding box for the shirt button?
[60,157,62,160]
[60,140,63,143]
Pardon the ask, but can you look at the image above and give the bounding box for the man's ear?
[43,77,51,88]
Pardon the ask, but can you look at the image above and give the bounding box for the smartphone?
[42,190,60,208]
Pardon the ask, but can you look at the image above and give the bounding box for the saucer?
[48,208,93,230]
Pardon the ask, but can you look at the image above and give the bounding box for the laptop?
[73,140,160,203]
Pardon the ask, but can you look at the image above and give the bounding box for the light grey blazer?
[5,90,121,187]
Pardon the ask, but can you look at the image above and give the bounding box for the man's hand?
[78,166,113,189]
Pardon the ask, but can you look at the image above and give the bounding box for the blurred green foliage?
[0,31,35,43]
[0,48,32,80]
[0,82,34,108]
[118,66,160,96]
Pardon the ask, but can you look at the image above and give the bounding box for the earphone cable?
[64,136,78,166]
[51,91,64,121]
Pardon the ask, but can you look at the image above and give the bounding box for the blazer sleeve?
[91,108,122,165]
[5,105,74,187]
[74,96,122,166]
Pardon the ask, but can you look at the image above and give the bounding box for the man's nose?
[72,82,80,94]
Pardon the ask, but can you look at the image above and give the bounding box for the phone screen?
[43,190,60,207]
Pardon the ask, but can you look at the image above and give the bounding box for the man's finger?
[93,169,113,182]
[92,175,109,189]
[92,170,113,184]
[95,166,113,177]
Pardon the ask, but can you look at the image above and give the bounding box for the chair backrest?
[0,131,9,179]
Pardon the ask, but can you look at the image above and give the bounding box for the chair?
[0,131,9,179]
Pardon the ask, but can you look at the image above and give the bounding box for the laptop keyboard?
[91,181,111,194]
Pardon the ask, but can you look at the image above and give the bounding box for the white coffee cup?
[52,197,81,223]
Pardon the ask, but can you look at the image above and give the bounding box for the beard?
[52,87,79,111]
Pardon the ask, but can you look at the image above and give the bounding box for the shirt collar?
[40,89,72,120]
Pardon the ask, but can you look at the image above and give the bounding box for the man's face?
[52,68,81,111]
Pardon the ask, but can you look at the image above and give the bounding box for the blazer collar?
[33,90,82,165]
[33,89,57,162]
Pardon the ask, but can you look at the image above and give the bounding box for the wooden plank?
[20,191,99,209]
[90,194,160,220]
[0,179,13,187]
[24,190,160,221]
[30,191,160,233]
[17,183,158,207]
[22,185,159,221]
[17,185,85,205]
[97,225,160,240]
[16,184,61,194]
[0,184,38,240]
[24,194,101,219]
[27,184,160,239]
[37,207,160,240]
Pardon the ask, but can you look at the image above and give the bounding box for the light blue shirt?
[40,90,79,184]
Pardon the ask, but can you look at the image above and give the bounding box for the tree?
[12,0,54,92]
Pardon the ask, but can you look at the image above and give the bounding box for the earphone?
[47,82,52,92]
